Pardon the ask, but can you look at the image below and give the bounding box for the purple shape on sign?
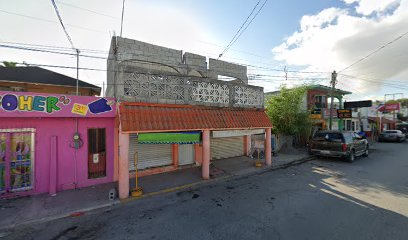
[88,98,112,114]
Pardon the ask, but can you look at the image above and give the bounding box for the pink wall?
[0,117,115,194]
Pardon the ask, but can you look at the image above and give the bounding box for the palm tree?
[0,61,18,67]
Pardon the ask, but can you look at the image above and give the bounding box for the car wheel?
[347,150,355,162]
[363,146,369,157]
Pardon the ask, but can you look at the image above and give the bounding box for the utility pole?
[76,49,80,96]
[120,0,125,37]
[329,70,337,130]
[284,66,288,81]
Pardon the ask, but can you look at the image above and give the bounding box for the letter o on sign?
[1,94,18,111]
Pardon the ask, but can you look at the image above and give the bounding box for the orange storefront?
[116,102,273,199]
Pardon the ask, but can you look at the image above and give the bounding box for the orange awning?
[119,102,272,133]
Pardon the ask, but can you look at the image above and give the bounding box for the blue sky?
[1,0,407,101]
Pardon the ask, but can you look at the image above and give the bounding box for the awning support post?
[202,129,210,180]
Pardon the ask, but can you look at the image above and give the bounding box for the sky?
[1,0,408,101]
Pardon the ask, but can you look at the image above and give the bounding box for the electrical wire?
[0,9,108,35]
[340,30,408,73]
[218,0,269,59]
[55,0,119,19]
[0,42,331,75]
[218,0,261,59]
[51,0,76,49]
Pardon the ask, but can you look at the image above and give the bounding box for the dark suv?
[308,130,369,162]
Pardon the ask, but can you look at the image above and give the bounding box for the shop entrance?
[88,128,107,179]
[0,129,35,194]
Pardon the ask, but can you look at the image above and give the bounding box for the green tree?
[397,98,408,108]
[0,61,18,67]
[266,86,311,136]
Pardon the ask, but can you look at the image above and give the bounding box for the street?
[5,141,408,240]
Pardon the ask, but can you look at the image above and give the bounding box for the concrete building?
[265,85,352,132]
[106,37,272,199]
[0,91,115,197]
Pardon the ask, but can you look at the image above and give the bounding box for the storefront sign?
[212,129,265,138]
[310,114,322,119]
[138,132,201,144]
[337,109,352,118]
[344,100,372,109]
[323,109,338,118]
[0,91,115,118]
[385,103,400,111]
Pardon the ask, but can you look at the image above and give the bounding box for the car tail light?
[342,143,347,152]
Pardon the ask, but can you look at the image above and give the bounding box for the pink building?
[0,91,116,197]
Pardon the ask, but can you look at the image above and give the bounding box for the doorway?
[87,128,107,179]
[0,129,35,194]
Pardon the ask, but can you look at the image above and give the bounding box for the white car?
[379,130,406,143]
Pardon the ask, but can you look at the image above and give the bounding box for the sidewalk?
[0,150,312,231]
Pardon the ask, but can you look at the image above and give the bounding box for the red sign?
[385,103,400,111]
[337,109,352,118]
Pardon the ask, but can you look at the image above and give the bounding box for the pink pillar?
[118,133,130,199]
[49,136,58,195]
[202,130,210,180]
[243,135,251,156]
[265,128,272,166]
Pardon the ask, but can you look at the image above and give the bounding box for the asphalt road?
[4,141,408,240]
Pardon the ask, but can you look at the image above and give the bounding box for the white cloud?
[343,0,401,15]
[272,0,408,97]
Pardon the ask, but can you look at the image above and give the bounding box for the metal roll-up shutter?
[211,136,244,160]
[129,134,172,170]
[178,144,195,165]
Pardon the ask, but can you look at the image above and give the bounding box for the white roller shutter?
[211,136,244,160]
[129,134,173,170]
[178,144,195,165]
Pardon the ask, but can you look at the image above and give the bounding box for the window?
[346,120,352,131]
[343,133,354,143]
[352,121,355,131]
[313,132,344,142]
[88,128,106,179]
[314,96,327,108]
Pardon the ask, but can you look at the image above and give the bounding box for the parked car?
[308,130,369,162]
[379,130,406,142]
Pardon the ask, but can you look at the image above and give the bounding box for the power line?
[55,0,119,19]
[218,0,261,59]
[0,9,108,35]
[218,0,269,59]
[0,42,332,76]
[339,73,408,91]
[51,0,75,49]
[340,30,408,73]
[0,41,108,54]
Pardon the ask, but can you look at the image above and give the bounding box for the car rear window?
[313,132,344,142]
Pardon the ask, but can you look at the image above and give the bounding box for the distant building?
[265,84,352,131]
[0,67,100,96]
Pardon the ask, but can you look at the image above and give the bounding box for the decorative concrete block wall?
[106,37,263,108]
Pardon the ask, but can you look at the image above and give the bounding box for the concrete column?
[172,144,179,167]
[49,136,58,196]
[244,135,251,156]
[202,130,210,180]
[265,128,272,166]
[118,133,130,199]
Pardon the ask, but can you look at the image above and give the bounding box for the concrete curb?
[121,155,316,204]
[0,155,316,232]
[0,201,120,232]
